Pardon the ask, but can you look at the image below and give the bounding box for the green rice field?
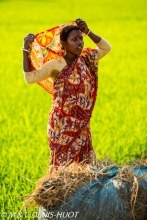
[0,0,147,218]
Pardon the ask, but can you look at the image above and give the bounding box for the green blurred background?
[0,0,147,218]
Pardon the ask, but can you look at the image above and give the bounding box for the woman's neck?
[63,53,77,65]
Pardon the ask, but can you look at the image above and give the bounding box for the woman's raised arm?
[22,34,61,84]
[22,33,35,72]
[76,18,112,59]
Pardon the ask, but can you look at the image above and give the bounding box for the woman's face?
[64,29,84,56]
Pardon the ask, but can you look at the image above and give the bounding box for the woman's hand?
[23,33,35,72]
[23,33,35,49]
[75,18,89,34]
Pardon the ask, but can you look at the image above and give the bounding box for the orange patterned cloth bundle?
[29,21,75,94]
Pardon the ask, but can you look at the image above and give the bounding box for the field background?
[0,0,147,218]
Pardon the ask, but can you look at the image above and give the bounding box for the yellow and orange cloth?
[29,21,76,94]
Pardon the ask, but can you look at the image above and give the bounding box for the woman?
[23,18,111,169]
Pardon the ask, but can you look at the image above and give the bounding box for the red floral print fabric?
[48,50,98,166]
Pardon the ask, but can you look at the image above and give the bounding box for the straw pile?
[25,159,113,207]
[24,159,147,220]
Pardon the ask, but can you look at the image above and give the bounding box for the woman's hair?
[60,25,81,42]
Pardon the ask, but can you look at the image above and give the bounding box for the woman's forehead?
[68,29,82,38]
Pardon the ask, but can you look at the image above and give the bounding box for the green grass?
[0,0,147,218]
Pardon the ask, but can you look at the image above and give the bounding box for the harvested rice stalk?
[24,161,114,207]
[24,157,147,220]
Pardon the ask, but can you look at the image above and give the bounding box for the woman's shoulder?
[45,58,59,66]
[43,56,66,73]
[82,47,99,61]
[82,47,98,54]
[45,56,66,66]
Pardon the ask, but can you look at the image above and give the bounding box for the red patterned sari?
[48,51,98,166]
[29,22,99,167]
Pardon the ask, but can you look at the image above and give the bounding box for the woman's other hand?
[75,18,89,35]
[23,33,35,49]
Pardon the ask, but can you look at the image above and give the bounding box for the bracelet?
[21,48,29,53]
[86,29,91,36]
